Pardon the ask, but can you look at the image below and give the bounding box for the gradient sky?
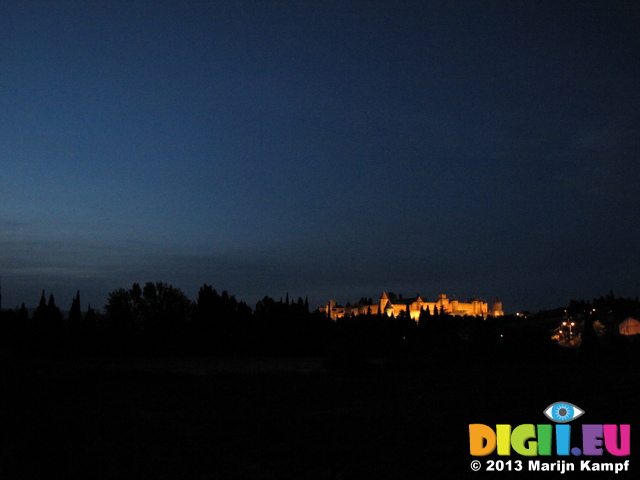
[2,1,639,314]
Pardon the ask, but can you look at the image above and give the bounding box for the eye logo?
[543,401,584,423]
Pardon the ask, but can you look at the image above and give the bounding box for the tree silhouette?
[84,303,97,334]
[67,291,82,332]
[18,302,29,323]
[191,285,251,354]
[105,282,193,354]
[31,291,64,354]
[32,290,47,320]
[66,290,82,353]
[105,288,139,332]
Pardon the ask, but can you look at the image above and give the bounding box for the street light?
[561,321,576,342]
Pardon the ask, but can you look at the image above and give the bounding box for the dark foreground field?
[1,348,638,479]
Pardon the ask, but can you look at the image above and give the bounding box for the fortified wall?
[321,292,504,321]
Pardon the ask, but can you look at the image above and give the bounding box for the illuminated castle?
[322,292,504,321]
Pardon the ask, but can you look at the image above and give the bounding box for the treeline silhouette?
[0,282,330,357]
[1,283,639,361]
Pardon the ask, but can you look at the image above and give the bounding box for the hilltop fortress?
[322,292,504,321]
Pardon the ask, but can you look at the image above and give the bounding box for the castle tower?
[327,299,337,320]
[491,297,504,317]
[379,292,389,315]
[470,299,480,316]
[436,294,449,314]
[450,296,459,315]
[412,295,423,321]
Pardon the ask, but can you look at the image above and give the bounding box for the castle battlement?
[321,292,503,320]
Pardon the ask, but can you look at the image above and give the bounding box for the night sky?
[2,1,639,314]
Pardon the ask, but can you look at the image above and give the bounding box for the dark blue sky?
[2,1,639,313]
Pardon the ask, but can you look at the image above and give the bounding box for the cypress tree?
[68,290,82,331]
[47,293,64,330]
